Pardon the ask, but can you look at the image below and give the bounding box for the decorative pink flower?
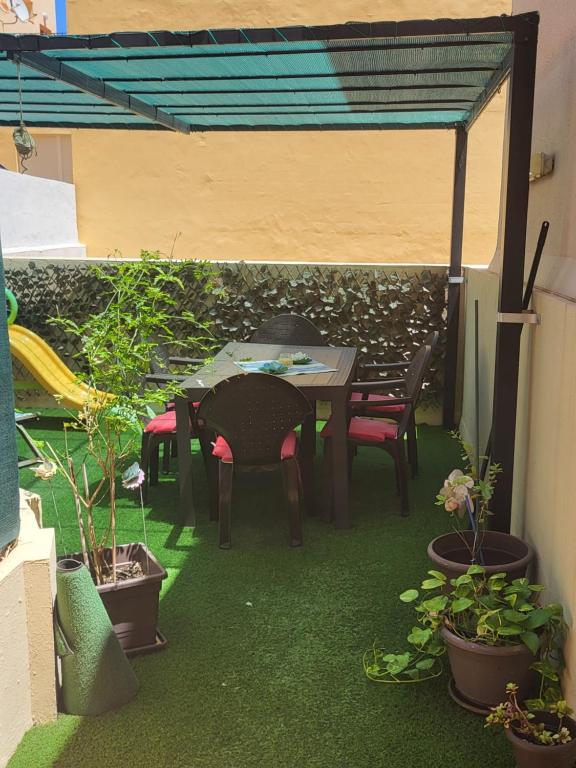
[122,462,145,491]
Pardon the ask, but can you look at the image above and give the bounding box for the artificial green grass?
[10,421,512,768]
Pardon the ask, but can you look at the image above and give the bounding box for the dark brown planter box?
[441,626,537,710]
[63,543,167,654]
[428,530,534,582]
[506,712,576,768]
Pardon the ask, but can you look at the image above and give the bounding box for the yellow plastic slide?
[8,324,112,410]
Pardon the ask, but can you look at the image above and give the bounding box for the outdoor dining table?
[174,341,357,530]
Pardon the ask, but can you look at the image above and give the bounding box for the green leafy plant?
[364,566,566,693]
[435,431,501,563]
[486,682,573,746]
[40,251,216,584]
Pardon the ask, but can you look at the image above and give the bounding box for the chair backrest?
[396,343,433,437]
[250,314,325,346]
[196,373,312,466]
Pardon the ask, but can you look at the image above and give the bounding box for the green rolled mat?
[55,559,139,716]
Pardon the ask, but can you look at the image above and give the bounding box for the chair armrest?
[168,356,206,366]
[359,361,410,372]
[145,373,189,384]
[350,378,406,392]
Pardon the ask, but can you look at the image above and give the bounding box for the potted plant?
[486,683,576,768]
[428,432,533,580]
[364,566,566,712]
[35,251,215,653]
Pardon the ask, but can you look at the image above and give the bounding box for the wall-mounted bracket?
[448,276,464,284]
[497,310,540,325]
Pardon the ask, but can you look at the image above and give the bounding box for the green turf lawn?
[9,419,512,768]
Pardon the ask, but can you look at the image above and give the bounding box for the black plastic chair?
[353,331,439,474]
[250,314,325,346]
[196,373,312,549]
[321,344,433,517]
[142,338,207,480]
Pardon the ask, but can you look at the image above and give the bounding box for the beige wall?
[461,0,576,705]
[0,0,55,34]
[0,0,509,262]
[0,492,56,768]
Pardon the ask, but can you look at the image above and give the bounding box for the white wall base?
[0,492,57,768]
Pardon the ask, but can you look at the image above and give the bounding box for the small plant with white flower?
[436,432,501,564]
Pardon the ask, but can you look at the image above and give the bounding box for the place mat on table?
[234,359,337,376]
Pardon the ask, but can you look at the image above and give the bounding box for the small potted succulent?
[364,566,566,712]
[428,432,533,580]
[486,683,576,768]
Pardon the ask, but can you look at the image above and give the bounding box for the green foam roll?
[55,559,139,716]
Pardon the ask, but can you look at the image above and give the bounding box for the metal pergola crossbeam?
[0,12,540,531]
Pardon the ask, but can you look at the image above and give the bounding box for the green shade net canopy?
[0,14,525,133]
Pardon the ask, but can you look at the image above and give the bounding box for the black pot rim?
[506,713,576,751]
[57,542,167,591]
[441,625,536,657]
[56,558,84,573]
[428,530,534,571]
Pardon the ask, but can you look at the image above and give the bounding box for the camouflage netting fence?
[5,259,448,408]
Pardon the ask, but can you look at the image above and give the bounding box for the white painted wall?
[0,170,85,259]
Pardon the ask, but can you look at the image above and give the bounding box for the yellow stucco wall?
[0,0,509,262]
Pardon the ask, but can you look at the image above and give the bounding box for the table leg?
[300,407,316,516]
[330,392,351,528]
[175,396,196,528]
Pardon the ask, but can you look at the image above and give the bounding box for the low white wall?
[0,492,57,768]
[0,170,85,259]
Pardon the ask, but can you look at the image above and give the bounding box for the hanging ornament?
[12,59,36,172]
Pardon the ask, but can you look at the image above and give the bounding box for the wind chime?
[12,59,36,173]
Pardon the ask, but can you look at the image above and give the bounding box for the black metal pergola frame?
[0,12,539,531]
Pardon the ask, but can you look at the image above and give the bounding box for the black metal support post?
[490,18,538,533]
[443,126,467,427]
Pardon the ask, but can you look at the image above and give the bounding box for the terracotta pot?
[505,712,576,768]
[441,626,537,709]
[428,531,534,582]
[63,543,167,655]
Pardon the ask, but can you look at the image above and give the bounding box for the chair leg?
[199,428,219,521]
[218,461,233,549]
[407,412,418,477]
[282,457,303,547]
[162,439,171,474]
[150,440,160,486]
[321,438,334,522]
[393,442,410,517]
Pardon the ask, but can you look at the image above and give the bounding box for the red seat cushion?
[350,391,406,413]
[145,412,177,435]
[321,417,398,443]
[212,431,298,464]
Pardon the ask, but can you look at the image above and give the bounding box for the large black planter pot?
[505,712,576,768]
[64,543,167,656]
[428,531,534,582]
[441,626,537,712]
